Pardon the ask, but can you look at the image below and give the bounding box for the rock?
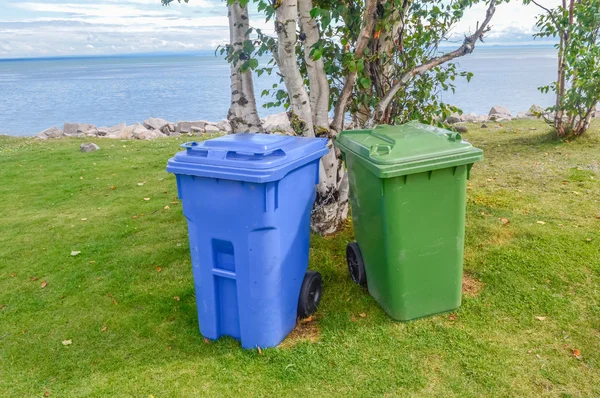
[177,121,207,133]
[262,112,293,133]
[118,124,137,139]
[528,104,545,116]
[143,117,170,131]
[108,123,126,133]
[217,119,232,133]
[80,143,100,152]
[515,112,529,119]
[161,123,176,135]
[204,124,220,134]
[481,123,488,129]
[63,123,79,136]
[76,124,96,134]
[132,123,153,140]
[96,127,110,136]
[37,126,63,139]
[191,126,205,135]
[488,105,512,121]
[446,114,462,124]
[454,125,468,133]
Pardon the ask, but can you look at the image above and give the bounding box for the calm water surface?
[0,46,556,135]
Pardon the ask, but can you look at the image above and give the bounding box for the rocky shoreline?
[35,105,599,141]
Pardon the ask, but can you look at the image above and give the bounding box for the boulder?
[481,123,488,128]
[515,112,529,119]
[217,119,232,133]
[446,114,462,124]
[161,123,176,135]
[80,143,100,152]
[37,126,63,139]
[488,105,511,121]
[76,124,96,134]
[191,126,205,135]
[204,124,220,134]
[143,117,170,131]
[118,124,137,139]
[63,123,79,136]
[262,112,293,133]
[177,121,208,133]
[132,123,153,140]
[454,125,468,133]
[528,104,545,116]
[96,127,110,136]
[108,123,126,133]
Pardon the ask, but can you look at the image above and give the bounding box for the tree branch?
[370,0,497,126]
[331,0,379,133]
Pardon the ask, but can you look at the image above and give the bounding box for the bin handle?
[181,142,287,160]
[369,144,392,157]
[445,132,462,142]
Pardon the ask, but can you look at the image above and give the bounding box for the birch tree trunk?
[297,0,348,235]
[227,2,264,133]
[275,0,314,136]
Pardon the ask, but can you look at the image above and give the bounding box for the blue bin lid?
[166,133,329,183]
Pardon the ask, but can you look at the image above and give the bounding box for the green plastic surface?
[335,122,483,321]
[335,121,483,178]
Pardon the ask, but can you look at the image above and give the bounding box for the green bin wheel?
[297,271,322,319]
[346,241,367,287]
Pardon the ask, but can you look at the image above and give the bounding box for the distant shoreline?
[0,44,558,63]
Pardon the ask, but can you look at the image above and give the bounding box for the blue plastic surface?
[167,133,329,183]
[166,133,328,349]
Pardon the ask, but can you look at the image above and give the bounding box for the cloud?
[0,0,559,58]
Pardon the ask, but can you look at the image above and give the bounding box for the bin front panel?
[347,149,469,321]
[176,160,319,348]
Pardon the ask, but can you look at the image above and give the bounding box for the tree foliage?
[526,0,600,137]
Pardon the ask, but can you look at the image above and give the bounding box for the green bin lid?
[335,121,483,178]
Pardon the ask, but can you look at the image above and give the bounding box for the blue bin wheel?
[346,241,367,287]
[297,271,322,319]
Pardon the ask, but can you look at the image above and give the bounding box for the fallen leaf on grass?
[62,339,72,346]
[500,218,510,225]
[80,218,87,221]
[535,316,547,321]
[40,281,47,289]
[112,299,118,305]
[170,201,179,205]
[143,198,150,201]
[257,346,262,355]
[101,326,107,332]
[572,191,581,195]
[10,273,16,278]
[137,182,144,186]
[156,267,162,272]
[164,206,170,210]
[44,391,50,397]
[110,186,116,190]
[359,313,367,318]
[132,216,138,219]
[89,261,95,264]
[449,314,456,321]
[30,276,39,281]
[596,215,600,220]
[350,316,357,322]
[572,349,582,359]
[585,238,592,242]
[0,304,5,310]
[71,251,81,256]
[203,338,210,344]
[536,221,546,225]
[173,296,180,301]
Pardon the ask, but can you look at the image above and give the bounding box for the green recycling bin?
[335,121,483,321]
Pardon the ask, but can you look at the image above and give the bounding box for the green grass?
[1,120,599,397]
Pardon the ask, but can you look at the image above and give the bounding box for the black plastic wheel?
[297,270,323,319]
[346,241,367,287]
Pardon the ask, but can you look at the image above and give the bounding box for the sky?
[0,0,560,59]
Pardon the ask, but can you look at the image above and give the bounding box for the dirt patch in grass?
[462,273,484,297]
[280,315,320,348]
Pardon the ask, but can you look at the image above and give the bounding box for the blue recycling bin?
[166,133,329,349]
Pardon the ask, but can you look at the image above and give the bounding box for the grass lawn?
[1,120,599,397]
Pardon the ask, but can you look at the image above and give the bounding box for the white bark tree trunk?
[275,0,314,136]
[298,0,348,235]
[227,2,264,133]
